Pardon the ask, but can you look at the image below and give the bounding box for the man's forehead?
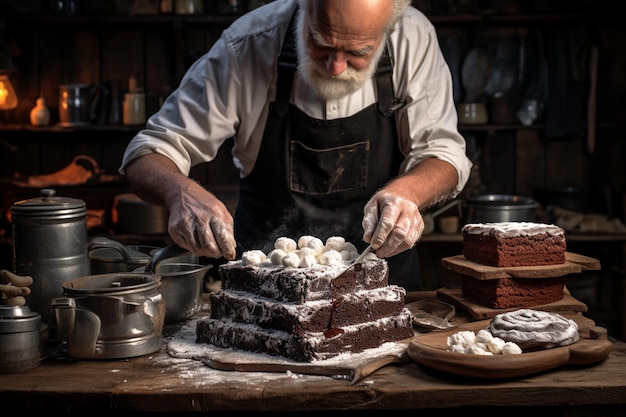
[306,0,390,47]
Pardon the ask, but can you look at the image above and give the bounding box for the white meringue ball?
[268,249,286,265]
[275,237,297,252]
[501,341,523,355]
[342,242,358,253]
[317,249,343,266]
[296,247,316,259]
[325,236,345,251]
[339,249,357,261]
[299,255,318,268]
[297,235,315,249]
[281,252,301,267]
[475,329,494,344]
[241,250,266,266]
[305,237,325,256]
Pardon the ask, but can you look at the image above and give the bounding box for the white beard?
[295,9,386,101]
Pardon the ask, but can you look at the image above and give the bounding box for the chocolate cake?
[462,222,566,267]
[196,236,415,362]
[460,275,566,309]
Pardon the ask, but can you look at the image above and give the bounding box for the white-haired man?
[120,0,472,290]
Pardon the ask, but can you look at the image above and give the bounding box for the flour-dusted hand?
[168,190,237,260]
[362,190,424,258]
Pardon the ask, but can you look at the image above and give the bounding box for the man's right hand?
[124,154,237,260]
[167,184,237,260]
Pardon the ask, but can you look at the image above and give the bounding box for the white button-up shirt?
[120,0,472,196]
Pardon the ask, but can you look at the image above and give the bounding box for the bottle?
[123,75,146,126]
[160,0,174,14]
[30,97,51,127]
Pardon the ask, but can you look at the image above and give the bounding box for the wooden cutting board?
[407,319,612,379]
[442,252,600,280]
[437,288,588,320]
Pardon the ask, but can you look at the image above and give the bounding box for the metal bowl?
[153,263,212,324]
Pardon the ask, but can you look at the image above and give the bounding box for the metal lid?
[10,188,86,219]
[0,305,42,333]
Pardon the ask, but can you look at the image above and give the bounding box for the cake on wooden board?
[196,236,415,362]
[456,222,568,309]
[462,222,566,267]
[460,275,566,309]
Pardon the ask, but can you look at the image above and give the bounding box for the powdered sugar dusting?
[462,222,565,237]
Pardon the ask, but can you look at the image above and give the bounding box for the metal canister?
[0,305,43,374]
[11,189,90,325]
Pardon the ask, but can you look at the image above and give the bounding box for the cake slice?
[462,222,566,267]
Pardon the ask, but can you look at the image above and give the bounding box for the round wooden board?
[407,320,612,379]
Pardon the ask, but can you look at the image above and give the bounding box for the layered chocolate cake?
[458,222,568,309]
[462,222,566,267]
[196,236,415,362]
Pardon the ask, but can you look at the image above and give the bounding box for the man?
[120,0,472,290]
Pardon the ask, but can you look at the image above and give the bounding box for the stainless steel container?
[148,262,210,324]
[0,305,43,374]
[11,189,90,325]
[464,194,539,224]
[51,273,165,359]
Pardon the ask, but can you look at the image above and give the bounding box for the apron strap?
[376,46,397,116]
[275,8,299,117]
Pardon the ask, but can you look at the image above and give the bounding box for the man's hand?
[124,154,237,260]
[362,190,424,259]
[167,187,237,260]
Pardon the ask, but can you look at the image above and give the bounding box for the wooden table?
[2,323,625,414]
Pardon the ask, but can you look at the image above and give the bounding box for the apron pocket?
[290,140,369,195]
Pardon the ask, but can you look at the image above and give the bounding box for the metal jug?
[58,83,107,126]
[11,189,90,325]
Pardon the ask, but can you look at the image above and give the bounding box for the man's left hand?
[362,190,424,258]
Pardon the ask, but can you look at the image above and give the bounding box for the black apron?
[234,12,421,290]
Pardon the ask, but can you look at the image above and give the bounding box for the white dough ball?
[241,250,266,266]
[467,344,493,355]
[275,237,297,252]
[296,247,316,259]
[501,342,523,355]
[281,252,301,267]
[317,249,343,266]
[305,237,325,256]
[268,249,286,265]
[325,236,345,251]
[342,242,357,253]
[486,338,506,355]
[339,249,357,261]
[299,255,318,268]
[475,329,494,344]
[297,235,315,249]
[447,331,476,349]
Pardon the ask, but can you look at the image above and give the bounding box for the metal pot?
[464,194,539,224]
[0,305,44,374]
[88,237,198,274]
[11,189,90,325]
[113,193,169,235]
[51,273,165,359]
